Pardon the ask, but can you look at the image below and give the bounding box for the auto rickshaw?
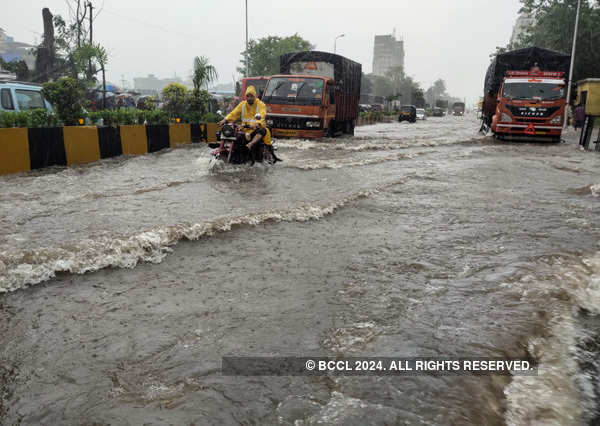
[398,105,417,123]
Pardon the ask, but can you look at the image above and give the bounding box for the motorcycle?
[211,114,280,165]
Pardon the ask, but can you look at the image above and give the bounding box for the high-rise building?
[510,13,535,46]
[372,33,405,77]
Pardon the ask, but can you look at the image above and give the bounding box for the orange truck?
[241,76,270,100]
[262,51,361,138]
[482,47,570,142]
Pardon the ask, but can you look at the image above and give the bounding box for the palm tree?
[192,56,218,91]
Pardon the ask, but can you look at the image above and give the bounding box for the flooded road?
[1,115,599,425]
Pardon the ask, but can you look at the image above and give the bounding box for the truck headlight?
[501,113,512,122]
[266,119,273,126]
[550,115,562,124]
[306,121,320,128]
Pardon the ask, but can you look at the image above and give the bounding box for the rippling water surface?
[1,115,599,425]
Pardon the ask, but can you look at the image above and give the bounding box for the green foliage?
[146,109,169,125]
[161,83,189,118]
[0,57,29,80]
[496,0,600,81]
[0,109,59,128]
[201,112,220,123]
[41,77,85,125]
[192,56,218,91]
[239,34,315,77]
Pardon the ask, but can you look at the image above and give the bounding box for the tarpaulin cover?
[484,47,571,95]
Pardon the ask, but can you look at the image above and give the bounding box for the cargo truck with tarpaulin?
[482,47,570,142]
[262,51,361,138]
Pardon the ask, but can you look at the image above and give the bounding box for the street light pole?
[334,34,345,54]
[564,0,581,130]
[245,0,249,76]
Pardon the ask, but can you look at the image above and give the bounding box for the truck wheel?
[345,120,355,136]
[327,120,336,137]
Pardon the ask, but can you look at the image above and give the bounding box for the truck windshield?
[502,82,565,101]
[263,77,324,106]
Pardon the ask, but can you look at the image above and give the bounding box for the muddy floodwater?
[1,116,599,425]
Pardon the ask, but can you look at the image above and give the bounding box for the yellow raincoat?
[225,86,272,145]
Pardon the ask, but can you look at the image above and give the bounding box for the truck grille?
[269,116,320,130]
[506,105,560,118]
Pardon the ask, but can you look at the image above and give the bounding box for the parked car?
[398,105,417,123]
[0,80,53,112]
[416,108,426,120]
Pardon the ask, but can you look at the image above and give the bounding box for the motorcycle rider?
[219,85,272,154]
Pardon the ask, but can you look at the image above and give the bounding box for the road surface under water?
[1,116,599,425]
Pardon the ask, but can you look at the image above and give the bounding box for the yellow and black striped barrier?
[0,122,218,175]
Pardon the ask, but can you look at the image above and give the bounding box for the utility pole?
[564,0,581,130]
[245,0,249,77]
[88,1,93,80]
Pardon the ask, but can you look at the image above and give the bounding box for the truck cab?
[262,74,336,138]
[491,69,565,141]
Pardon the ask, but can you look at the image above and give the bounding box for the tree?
[239,34,314,77]
[0,58,29,80]
[41,77,85,125]
[161,83,189,118]
[493,0,600,81]
[192,56,218,91]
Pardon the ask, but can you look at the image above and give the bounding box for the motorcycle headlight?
[550,115,562,124]
[501,113,512,123]
[221,124,235,138]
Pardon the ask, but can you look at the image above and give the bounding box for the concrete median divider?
[27,127,66,170]
[146,124,170,153]
[119,124,148,155]
[0,122,218,176]
[0,128,30,174]
[169,123,192,147]
[63,126,101,166]
[205,122,219,144]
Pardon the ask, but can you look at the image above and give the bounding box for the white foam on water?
[504,251,600,425]
[0,184,397,293]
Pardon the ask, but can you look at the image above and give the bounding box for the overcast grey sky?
[5,0,522,103]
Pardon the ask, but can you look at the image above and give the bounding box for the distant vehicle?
[432,107,444,117]
[370,104,383,111]
[398,105,417,123]
[482,46,570,142]
[452,102,465,116]
[263,51,362,138]
[0,80,53,112]
[241,76,270,100]
[416,108,426,120]
[359,104,372,112]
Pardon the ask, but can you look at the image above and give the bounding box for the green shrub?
[0,109,59,128]
[201,112,220,123]
[100,109,116,126]
[146,109,168,125]
[87,111,102,126]
[41,77,85,125]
